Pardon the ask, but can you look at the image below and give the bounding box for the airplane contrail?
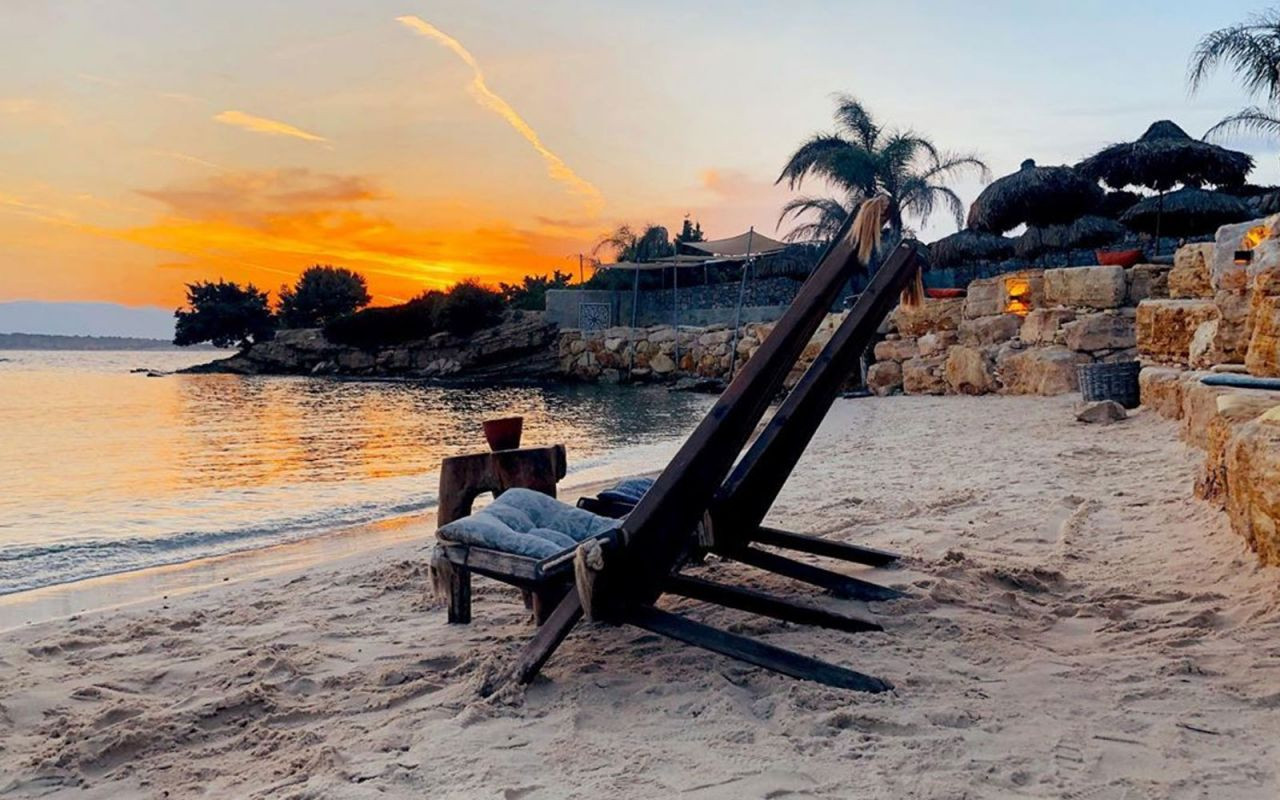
[397,15,603,214]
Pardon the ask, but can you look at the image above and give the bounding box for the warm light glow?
[1242,225,1268,251]
[1005,277,1032,316]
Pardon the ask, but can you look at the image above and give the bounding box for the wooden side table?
[435,444,567,623]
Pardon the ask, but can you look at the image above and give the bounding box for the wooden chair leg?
[442,561,472,624]
[532,583,570,625]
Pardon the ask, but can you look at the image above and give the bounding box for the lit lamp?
[1235,250,1253,265]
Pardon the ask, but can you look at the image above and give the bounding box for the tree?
[499,270,574,310]
[675,217,704,244]
[1190,11,1280,142]
[776,94,988,244]
[592,223,675,262]
[277,265,371,328]
[173,280,275,349]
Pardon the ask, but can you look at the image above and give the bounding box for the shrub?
[323,281,504,348]
[278,265,371,328]
[173,280,275,349]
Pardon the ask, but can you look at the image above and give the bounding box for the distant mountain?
[0,333,196,351]
[0,301,175,339]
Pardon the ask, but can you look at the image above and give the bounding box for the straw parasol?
[1076,120,1252,192]
[1015,215,1127,260]
[966,159,1102,233]
[927,228,1016,267]
[1098,190,1141,220]
[1119,187,1250,238]
[1077,121,1252,253]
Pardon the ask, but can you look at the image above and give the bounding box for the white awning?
[683,230,789,257]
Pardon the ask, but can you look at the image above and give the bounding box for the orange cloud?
[396,15,603,216]
[213,110,328,144]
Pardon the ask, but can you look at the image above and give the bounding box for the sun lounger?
[434,208,927,691]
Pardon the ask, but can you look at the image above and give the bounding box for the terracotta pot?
[925,288,966,299]
[482,416,524,451]
[1095,248,1143,268]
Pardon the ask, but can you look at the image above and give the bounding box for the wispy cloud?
[396,15,603,215]
[213,110,328,144]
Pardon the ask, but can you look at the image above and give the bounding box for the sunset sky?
[2,0,1276,310]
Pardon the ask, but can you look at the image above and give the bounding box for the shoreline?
[0,470,631,634]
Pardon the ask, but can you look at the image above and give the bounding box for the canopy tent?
[683,230,789,257]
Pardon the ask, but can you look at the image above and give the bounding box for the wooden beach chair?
[505,238,928,692]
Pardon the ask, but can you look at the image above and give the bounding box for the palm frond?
[1204,106,1280,141]
[831,93,880,150]
[1188,11,1280,102]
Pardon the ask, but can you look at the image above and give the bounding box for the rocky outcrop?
[183,313,561,381]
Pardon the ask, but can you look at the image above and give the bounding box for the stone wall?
[1139,366,1280,567]
[544,276,808,329]
[866,264,1151,397]
[557,312,851,389]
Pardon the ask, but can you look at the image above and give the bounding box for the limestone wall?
[557,313,849,388]
[866,264,1151,397]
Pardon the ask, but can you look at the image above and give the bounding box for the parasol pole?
[672,259,680,371]
[628,264,640,373]
[1154,190,1164,257]
[727,227,755,382]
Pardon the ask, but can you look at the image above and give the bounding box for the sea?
[0,350,714,595]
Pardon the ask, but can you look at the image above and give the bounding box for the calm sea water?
[0,350,713,595]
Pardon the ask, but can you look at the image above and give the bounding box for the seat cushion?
[597,476,656,505]
[437,488,619,559]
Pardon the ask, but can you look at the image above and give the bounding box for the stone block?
[902,355,948,395]
[1196,394,1280,508]
[1225,408,1280,565]
[866,360,903,396]
[1247,294,1280,378]
[649,353,676,374]
[873,336,919,362]
[1077,400,1126,424]
[891,298,963,336]
[958,314,1022,347]
[918,330,960,357]
[944,345,997,395]
[1138,366,1188,419]
[1061,310,1136,353]
[963,276,1006,319]
[1211,217,1274,291]
[1126,263,1170,303]
[1020,308,1077,345]
[1136,299,1220,365]
[1043,265,1127,309]
[1169,243,1214,298]
[997,346,1085,396]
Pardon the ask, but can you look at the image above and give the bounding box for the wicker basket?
[1078,360,1141,408]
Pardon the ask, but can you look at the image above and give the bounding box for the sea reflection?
[0,351,713,593]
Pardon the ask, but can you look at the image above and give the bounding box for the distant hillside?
[0,301,175,339]
[0,333,201,351]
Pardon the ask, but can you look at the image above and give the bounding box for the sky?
[1,0,1277,311]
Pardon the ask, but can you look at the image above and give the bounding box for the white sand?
[2,395,1278,799]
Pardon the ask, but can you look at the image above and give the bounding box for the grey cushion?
[437,488,619,559]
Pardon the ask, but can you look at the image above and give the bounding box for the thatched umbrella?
[1098,190,1141,220]
[1077,120,1252,192]
[1015,215,1127,260]
[927,228,1016,268]
[1077,120,1253,253]
[966,158,1102,233]
[1119,187,1250,238]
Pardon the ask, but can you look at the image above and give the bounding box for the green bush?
[323,281,504,348]
[278,265,371,328]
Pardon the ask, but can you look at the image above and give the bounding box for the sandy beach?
[2,394,1278,799]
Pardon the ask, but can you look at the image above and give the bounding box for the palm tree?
[1189,11,1280,142]
[776,94,989,244]
[592,223,674,262]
